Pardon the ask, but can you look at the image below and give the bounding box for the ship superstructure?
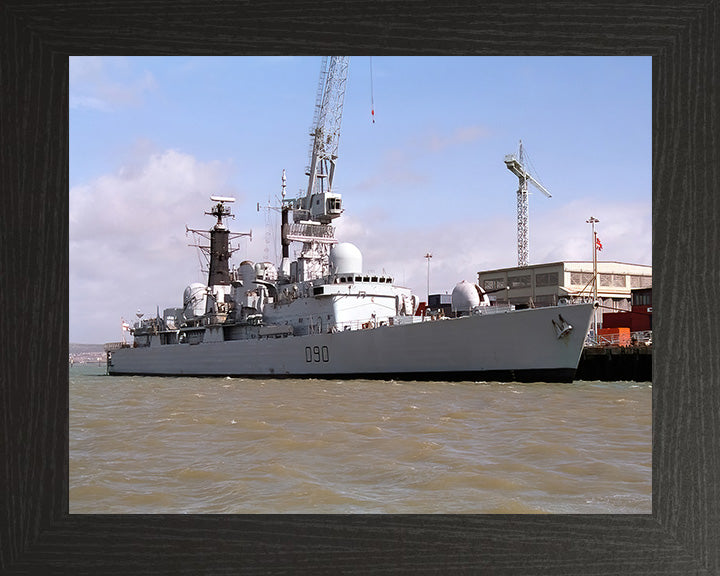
[107,186,594,382]
[122,191,418,351]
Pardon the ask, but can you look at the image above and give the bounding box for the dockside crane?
[291,56,350,225]
[283,56,350,282]
[504,140,551,267]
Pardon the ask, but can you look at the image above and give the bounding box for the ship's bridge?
[329,274,394,285]
[313,274,396,297]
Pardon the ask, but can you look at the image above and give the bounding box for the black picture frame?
[2,1,718,574]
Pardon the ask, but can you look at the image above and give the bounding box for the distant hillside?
[70,343,106,355]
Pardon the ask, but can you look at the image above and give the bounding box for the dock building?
[477,261,652,329]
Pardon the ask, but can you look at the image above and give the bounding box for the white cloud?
[335,217,512,297]
[334,195,651,300]
[425,124,490,152]
[346,122,491,214]
[69,56,156,111]
[531,198,652,265]
[350,148,429,196]
[70,149,242,343]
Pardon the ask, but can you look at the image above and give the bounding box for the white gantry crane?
[283,56,350,282]
[504,140,552,267]
[293,55,350,224]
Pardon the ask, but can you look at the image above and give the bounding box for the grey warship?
[106,57,594,382]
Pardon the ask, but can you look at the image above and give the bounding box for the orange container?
[598,327,631,346]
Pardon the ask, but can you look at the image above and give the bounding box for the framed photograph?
[2,2,717,573]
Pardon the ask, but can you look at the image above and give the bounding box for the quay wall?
[576,345,652,382]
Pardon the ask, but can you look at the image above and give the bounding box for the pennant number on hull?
[305,345,330,363]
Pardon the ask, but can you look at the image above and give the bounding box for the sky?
[69,56,651,344]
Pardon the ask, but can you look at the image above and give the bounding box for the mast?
[280,170,291,279]
[186,196,251,318]
[207,197,234,286]
[586,216,600,338]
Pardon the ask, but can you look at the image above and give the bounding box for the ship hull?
[108,303,594,383]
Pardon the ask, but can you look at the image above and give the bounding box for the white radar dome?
[451,281,486,313]
[330,242,363,275]
[183,283,207,318]
[255,262,278,282]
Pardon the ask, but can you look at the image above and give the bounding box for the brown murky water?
[70,364,651,513]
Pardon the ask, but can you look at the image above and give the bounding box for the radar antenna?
[186,196,251,286]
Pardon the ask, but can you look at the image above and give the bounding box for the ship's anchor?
[552,314,573,339]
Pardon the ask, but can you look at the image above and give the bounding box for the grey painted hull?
[108,303,594,383]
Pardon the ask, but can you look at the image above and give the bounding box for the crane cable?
[370,56,375,124]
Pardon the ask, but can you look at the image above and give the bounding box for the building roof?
[478,261,652,276]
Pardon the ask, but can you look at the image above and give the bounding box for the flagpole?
[425,252,432,306]
[586,216,600,341]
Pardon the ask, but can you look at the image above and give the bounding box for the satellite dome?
[255,262,278,281]
[330,242,363,275]
[183,283,207,317]
[451,281,482,313]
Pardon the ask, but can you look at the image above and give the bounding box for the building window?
[612,274,627,287]
[597,274,629,287]
[630,275,652,288]
[570,272,593,286]
[599,274,612,286]
[632,291,652,306]
[535,272,559,287]
[508,274,531,288]
[604,298,629,311]
[483,278,505,290]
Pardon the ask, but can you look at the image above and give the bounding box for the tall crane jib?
[279,57,350,284]
[296,56,350,225]
[504,140,552,268]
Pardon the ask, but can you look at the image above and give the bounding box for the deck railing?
[103,342,130,352]
[585,330,652,347]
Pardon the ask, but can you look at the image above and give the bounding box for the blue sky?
[69,56,651,344]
